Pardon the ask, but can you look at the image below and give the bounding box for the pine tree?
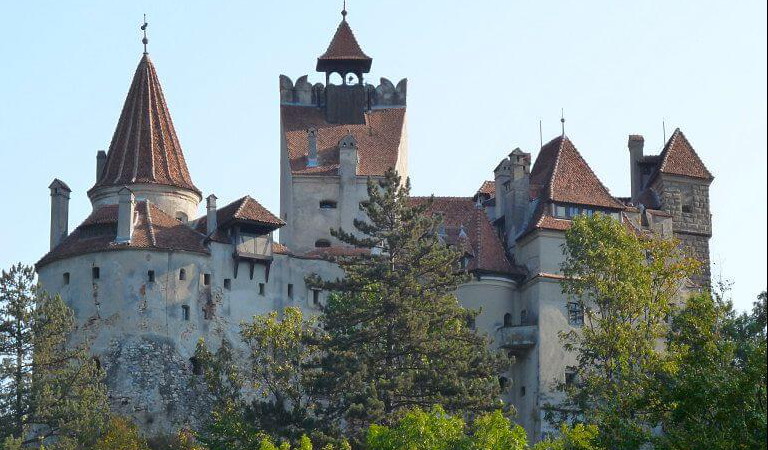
[311,169,507,439]
[0,264,36,441]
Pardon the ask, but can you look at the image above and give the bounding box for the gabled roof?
[316,18,372,73]
[530,135,624,209]
[281,105,406,177]
[650,128,713,183]
[411,197,525,277]
[37,201,208,267]
[196,196,285,239]
[475,180,495,198]
[90,55,199,195]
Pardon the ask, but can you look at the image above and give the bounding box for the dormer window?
[319,200,337,209]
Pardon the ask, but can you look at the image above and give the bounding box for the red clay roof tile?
[90,55,199,196]
[317,19,372,63]
[281,105,406,177]
[653,128,713,182]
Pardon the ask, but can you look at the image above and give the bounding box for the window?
[567,302,584,326]
[179,269,186,281]
[520,386,526,397]
[148,270,155,283]
[176,212,188,223]
[555,205,567,218]
[182,305,190,321]
[681,186,694,214]
[203,273,211,286]
[92,267,100,280]
[315,239,331,248]
[190,357,203,375]
[312,289,321,306]
[520,309,528,325]
[503,313,512,327]
[224,279,231,290]
[565,369,577,386]
[287,284,294,299]
[258,283,265,296]
[319,200,337,209]
[63,272,70,285]
[567,206,580,218]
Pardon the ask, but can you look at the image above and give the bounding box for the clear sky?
[0,1,765,311]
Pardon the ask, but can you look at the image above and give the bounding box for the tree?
[0,264,36,441]
[556,214,699,449]
[92,417,151,450]
[365,406,527,450]
[532,424,602,450]
[310,169,507,440]
[654,290,767,449]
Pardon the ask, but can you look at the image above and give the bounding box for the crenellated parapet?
[279,75,407,108]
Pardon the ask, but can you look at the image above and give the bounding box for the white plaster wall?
[88,183,201,221]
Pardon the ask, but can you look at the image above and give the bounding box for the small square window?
[148,270,155,283]
[182,305,190,321]
[555,205,566,218]
[224,279,231,290]
[92,267,100,280]
[287,284,294,299]
[258,283,265,296]
[203,274,211,286]
[63,272,70,285]
[179,269,186,281]
[567,302,584,326]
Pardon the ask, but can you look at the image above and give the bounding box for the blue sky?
[0,1,765,311]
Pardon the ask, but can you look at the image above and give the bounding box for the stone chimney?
[49,179,71,250]
[115,187,135,244]
[307,128,318,167]
[493,158,511,221]
[506,149,531,240]
[339,134,358,181]
[628,135,644,202]
[96,150,107,182]
[206,194,218,235]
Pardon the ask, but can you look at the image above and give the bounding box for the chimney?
[493,158,511,221]
[115,187,135,244]
[507,149,532,240]
[49,179,71,250]
[96,150,107,182]
[307,128,318,167]
[206,194,218,235]
[628,135,645,202]
[339,134,358,181]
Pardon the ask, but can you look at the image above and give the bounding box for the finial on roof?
[141,14,149,54]
[341,0,348,19]
[560,108,566,136]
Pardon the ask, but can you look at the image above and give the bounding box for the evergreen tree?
[556,214,699,449]
[0,264,36,441]
[311,169,507,439]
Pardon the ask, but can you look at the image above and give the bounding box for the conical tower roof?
[90,54,199,195]
[316,16,372,73]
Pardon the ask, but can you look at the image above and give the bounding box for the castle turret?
[88,53,201,220]
[49,179,71,250]
[316,10,372,124]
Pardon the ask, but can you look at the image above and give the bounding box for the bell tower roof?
[89,54,200,196]
[316,14,372,75]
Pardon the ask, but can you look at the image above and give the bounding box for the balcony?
[235,233,273,261]
[497,324,538,354]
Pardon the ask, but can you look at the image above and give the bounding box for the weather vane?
[342,0,347,19]
[560,108,566,136]
[141,14,149,54]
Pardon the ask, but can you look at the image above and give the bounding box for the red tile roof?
[411,197,524,276]
[476,180,495,197]
[281,105,406,177]
[90,55,199,196]
[652,128,713,182]
[317,19,372,64]
[37,201,208,267]
[530,136,624,209]
[195,196,285,241]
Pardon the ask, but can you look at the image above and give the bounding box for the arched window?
[319,200,338,209]
[315,239,331,248]
[328,72,343,85]
[176,212,188,223]
[346,73,361,85]
[503,313,512,327]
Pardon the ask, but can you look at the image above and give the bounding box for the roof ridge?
[546,136,567,199]
[233,196,250,219]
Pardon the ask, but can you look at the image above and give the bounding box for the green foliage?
[365,406,527,450]
[0,264,36,441]
[532,424,601,450]
[653,291,767,449]
[557,214,699,449]
[92,417,150,450]
[310,169,507,441]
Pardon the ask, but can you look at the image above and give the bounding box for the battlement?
[279,75,407,108]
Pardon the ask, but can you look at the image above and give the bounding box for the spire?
[141,14,149,54]
[316,12,372,76]
[90,55,200,196]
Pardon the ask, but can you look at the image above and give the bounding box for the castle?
[36,11,714,442]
